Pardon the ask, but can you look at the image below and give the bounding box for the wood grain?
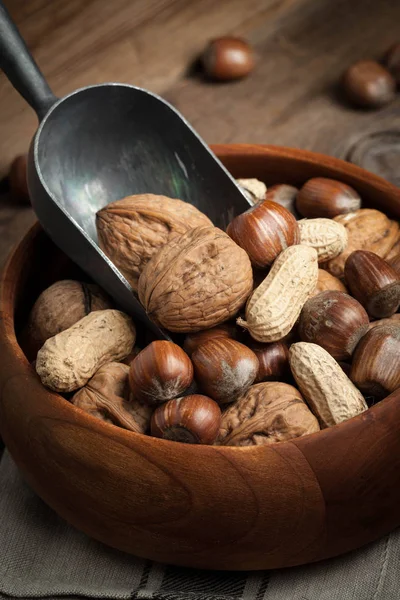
[1,145,400,570]
[0,0,399,271]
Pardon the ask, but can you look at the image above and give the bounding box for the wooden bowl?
[1,144,400,571]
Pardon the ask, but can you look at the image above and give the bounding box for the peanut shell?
[298,218,348,263]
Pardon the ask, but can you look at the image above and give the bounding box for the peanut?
[289,342,367,427]
[36,310,136,392]
[237,245,318,342]
[298,218,347,263]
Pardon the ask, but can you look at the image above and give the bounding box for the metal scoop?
[0,2,251,338]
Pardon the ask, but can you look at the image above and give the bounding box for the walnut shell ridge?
[138,226,253,332]
[96,194,213,291]
[217,382,320,446]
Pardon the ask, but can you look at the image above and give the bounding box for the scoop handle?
[0,2,57,120]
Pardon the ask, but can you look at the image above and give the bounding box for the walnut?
[138,226,253,332]
[217,382,320,446]
[71,362,153,433]
[96,194,213,291]
[25,280,113,355]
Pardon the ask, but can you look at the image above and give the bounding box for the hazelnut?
[368,313,400,331]
[248,341,290,383]
[350,324,400,399]
[344,250,400,318]
[383,42,400,84]
[342,60,396,108]
[226,199,300,268]
[151,394,221,444]
[9,154,30,204]
[296,177,361,219]
[191,338,259,404]
[129,341,193,406]
[183,323,236,357]
[266,184,300,218]
[202,37,255,81]
[299,290,369,361]
[388,251,400,276]
[309,269,348,298]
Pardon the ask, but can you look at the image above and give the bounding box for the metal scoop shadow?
[0,2,252,339]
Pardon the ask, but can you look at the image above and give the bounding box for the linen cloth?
[0,449,398,600]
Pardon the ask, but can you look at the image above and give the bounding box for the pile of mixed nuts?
[26,175,400,446]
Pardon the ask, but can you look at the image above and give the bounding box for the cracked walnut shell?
[72,362,153,433]
[217,382,320,446]
[96,194,213,291]
[138,226,253,332]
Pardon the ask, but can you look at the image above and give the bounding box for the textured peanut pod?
[298,218,348,263]
[36,310,136,392]
[236,178,266,205]
[325,209,399,279]
[72,362,153,433]
[237,245,318,342]
[289,342,367,428]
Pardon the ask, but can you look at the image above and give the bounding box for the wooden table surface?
[0,0,399,267]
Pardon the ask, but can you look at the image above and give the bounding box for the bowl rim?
[1,142,399,455]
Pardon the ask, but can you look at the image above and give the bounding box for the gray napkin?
[0,449,398,600]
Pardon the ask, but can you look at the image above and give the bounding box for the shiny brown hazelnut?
[309,269,348,298]
[183,323,237,357]
[299,290,369,361]
[151,394,221,444]
[344,250,400,318]
[129,341,193,405]
[202,37,255,81]
[266,184,300,218]
[388,251,400,276]
[249,341,290,383]
[350,324,400,399]
[296,177,361,219]
[226,199,300,268]
[342,60,396,108]
[368,313,400,331]
[383,42,400,85]
[191,337,259,404]
[9,155,30,204]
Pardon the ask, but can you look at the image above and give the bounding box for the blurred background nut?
[344,250,400,318]
[191,337,259,404]
[217,382,319,446]
[24,279,113,357]
[342,60,396,108]
[296,178,361,219]
[129,341,193,406]
[183,323,237,357]
[309,269,348,298]
[299,290,369,361]
[236,178,266,205]
[71,362,153,433]
[384,42,400,84]
[96,194,212,292]
[226,199,300,268]
[350,324,400,400]
[265,184,300,218]
[138,226,253,332]
[151,394,221,444]
[201,37,255,81]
